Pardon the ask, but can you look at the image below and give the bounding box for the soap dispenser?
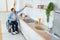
[37,18,41,25]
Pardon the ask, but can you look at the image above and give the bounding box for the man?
[8,5,27,35]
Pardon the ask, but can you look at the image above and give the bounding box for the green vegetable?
[46,2,55,22]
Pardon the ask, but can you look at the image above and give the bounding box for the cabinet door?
[20,20,44,40]
[53,13,60,36]
[51,13,60,40]
[20,20,30,40]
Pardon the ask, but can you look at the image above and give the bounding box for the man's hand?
[24,5,32,8]
[24,5,28,8]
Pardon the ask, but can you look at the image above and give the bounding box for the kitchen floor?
[0,13,26,40]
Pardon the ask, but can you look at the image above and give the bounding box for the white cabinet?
[20,20,45,40]
[51,12,60,40]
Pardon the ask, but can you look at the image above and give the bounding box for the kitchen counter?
[27,23,51,40]
[19,15,51,40]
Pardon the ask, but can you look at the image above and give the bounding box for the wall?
[23,0,60,9]
[8,0,14,11]
[16,0,20,11]
[0,0,6,11]
[8,0,20,11]
[0,0,20,11]
[19,0,25,10]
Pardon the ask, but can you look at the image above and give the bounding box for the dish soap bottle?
[38,18,41,25]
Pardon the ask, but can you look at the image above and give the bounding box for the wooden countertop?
[19,16,51,40]
[0,21,2,40]
[27,23,51,40]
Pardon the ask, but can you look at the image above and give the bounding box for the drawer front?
[20,20,45,40]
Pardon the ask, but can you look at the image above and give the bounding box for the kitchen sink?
[23,18,37,23]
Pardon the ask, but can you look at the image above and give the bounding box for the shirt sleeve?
[16,8,25,14]
[8,13,13,23]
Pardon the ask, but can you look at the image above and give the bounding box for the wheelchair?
[6,20,21,33]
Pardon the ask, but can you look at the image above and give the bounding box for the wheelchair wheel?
[6,21,11,33]
[6,20,21,33]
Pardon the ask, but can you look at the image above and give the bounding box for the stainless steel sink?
[23,18,37,23]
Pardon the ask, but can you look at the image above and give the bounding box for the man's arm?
[17,8,25,13]
[8,13,13,23]
[16,5,28,14]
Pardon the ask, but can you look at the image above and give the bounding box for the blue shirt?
[8,8,24,23]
